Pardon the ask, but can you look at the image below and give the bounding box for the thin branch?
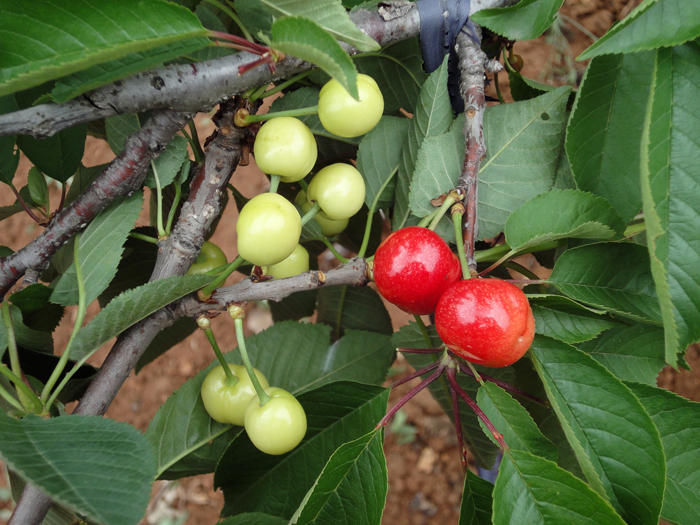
[0,0,515,139]
[0,4,421,139]
[455,26,503,272]
[0,109,193,297]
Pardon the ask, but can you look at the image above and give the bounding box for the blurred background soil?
[2,0,696,523]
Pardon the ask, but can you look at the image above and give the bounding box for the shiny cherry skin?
[435,278,535,368]
[253,117,317,182]
[263,243,309,279]
[245,387,307,455]
[186,241,227,275]
[318,74,384,138]
[372,227,462,315]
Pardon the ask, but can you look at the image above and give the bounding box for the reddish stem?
[9,184,42,224]
[446,367,508,450]
[377,361,446,428]
[457,361,549,407]
[449,370,469,469]
[389,361,440,389]
[208,31,269,54]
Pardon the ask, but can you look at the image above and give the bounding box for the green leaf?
[578,0,700,60]
[143,135,189,188]
[269,87,360,146]
[10,283,64,333]
[291,430,387,525]
[478,86,570,238]
[566,51,655,222]
[394,321,511,468]
[50,38,210,103]
[8,304,54,353]
[625,382,700,525]
[530,336,665,525]
[505,190,626,251]
[472,0,565,41]
[267,16,359,99]
[148,323,395,478]
[493,449,626,525]
[640,43,700,366]
[0,94,19,186]
[219,514,286,525]
[459,470,493,525]
[235,0,273,35]
[105,113,141,155]
[548,243,661,324]
[354,38,427,113]
[579,324,666,385]
[27,167,49,211]
[270,289,318,322]
[17,124,87,183]
[316,286,393,339]
[65,163,108,206]
[69,274,214,362]
[508,68,555,102]
[356,116,410,210]
[6,469,85,525]
[0,0,208,97]
[216,382,389,519]
[394,57,452,230]
[408,124,464,217]
[50,191,144,306]
[529,294,620,344]
[477,382,558,462]
[259,0,379,52]
[135,317,198,373]
[0,412,155,525]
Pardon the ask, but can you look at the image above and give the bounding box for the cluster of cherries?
[198,74,385,456]
[373,227,535,368]
[236,73,384,273]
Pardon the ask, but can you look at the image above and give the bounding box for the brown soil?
[2,1,695,524]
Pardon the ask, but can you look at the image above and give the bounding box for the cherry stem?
[241,105,319,124]
[465,360,484,384]
[358,166,398,259]
[449,368,469,470]
[504,261,546,293]
[452,206,470,279]
[397,347,443,354]
[208,30,268,54]
[300,201,321,226]
[457,361,549,407]
[376,361,447,428]
[311,237,349,263]
[204,0,254,42]
[428,195,456,231]
[269,175,280,193]
[187,120,205,163]
[412,315,434,350]
[129,232,158,244]
[253,71,313,101]
[57,183,66,214]
[389,361,440,389]
[199,256,245,300]
[417,207,440,228]
[202,324,238,386]
[234,317,271,405]
[446,367,508,450]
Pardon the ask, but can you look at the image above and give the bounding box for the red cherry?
[373,226,462,315]
[435,278,535,368]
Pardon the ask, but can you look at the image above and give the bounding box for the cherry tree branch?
[0,109,193,298]
[0,4,421,139]
[455,26,503,272]
[0,0,515,139]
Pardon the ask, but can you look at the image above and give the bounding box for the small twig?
[457,361,549,407]
[455,26,489,272]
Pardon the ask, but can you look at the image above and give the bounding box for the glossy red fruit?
[372,226,462,315]
[435,278,535,368]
